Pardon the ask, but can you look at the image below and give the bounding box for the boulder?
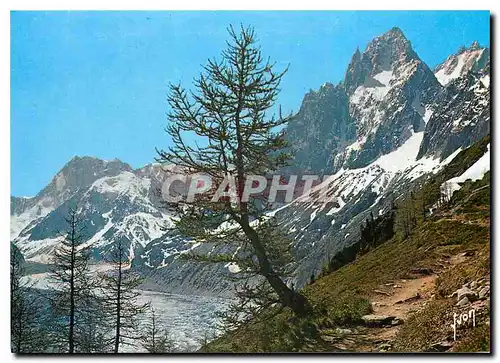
[456,296,470,307]
[395,292,421,304]
[374,289,391,296]
[361,315,396,327]
[411,267,434,276]
[479,286,490,299]
[335,328,353,335]
[391,317,404,326]
[462,250,475,257]
[378,343,392,352]
[320,335,336,343]
[428,341,453,352]
[452,286,477,302]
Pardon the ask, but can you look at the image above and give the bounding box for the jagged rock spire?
[344,27,420,94]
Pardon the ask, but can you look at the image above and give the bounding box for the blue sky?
[11,11,490,196]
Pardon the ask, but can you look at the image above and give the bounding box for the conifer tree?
[141,307,174,353]
[395,195,417,239]
[49,206,93,353]
[157,25,311,317]
[75,295,110,353]
[11,244,45,353]
[99,239,149,353]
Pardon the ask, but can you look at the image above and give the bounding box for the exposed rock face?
[11,28,490,296]
[37,156,134,210]
[418,46,490,160]
[285,83,355,174]
[287,29,489,173]
[344,27,418,93]
[11,158,168,260]
[11,196,34,216]
[428,341,453,352]
[270,30,489,288]
[10,156,133,242]
[434,42,489,86]
[288,27,445,172]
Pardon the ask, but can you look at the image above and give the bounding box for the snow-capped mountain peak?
[339,28,441,170]
[344,27,423,94]
[11,28,490,296]
[11,156,134,240]
[434,41,489,86]
[279,28,489,287]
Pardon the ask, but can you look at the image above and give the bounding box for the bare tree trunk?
[240,218,311,316]
[113,250,122,354]
[68,229,75,354]
[231,48,311,316]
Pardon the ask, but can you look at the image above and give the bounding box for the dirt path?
[437,216,489,227]
[373,275,436,316]
[318,251,476,352]
[367,274,437,342]
[319,273,438,352]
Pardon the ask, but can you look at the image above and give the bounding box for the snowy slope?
[272,128,471,286]
[11,160,175,263]
[441,144,490,197]
[435,43,488,86]
[339,27,442,171]
[11,28,491,296]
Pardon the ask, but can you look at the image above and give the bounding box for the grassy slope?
[205,137,490,353]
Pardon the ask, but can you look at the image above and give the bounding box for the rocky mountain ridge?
[11,28,490,295]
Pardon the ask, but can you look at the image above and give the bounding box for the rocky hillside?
[11,27,490,296]
[204,135,491,353]
[274,28,489,287]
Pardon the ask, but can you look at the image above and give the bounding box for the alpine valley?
[11,27,490,301]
